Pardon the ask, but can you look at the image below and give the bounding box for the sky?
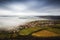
[0,0,60,16]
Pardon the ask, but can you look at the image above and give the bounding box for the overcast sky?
[0,0,60,16]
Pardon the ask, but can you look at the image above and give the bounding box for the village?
[18,20,59,29]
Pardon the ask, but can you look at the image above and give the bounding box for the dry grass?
[32,30,60,37]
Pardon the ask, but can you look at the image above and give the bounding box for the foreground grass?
[0,27,60,38]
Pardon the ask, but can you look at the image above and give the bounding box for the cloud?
[0,0,60,16]
[0,8,49,16]
[0,2,49,16]
[33,6,60,15]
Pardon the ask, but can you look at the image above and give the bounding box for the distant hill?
[36,16,60,20]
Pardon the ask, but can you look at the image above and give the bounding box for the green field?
[19,27,42,35]
[19,26,60,36]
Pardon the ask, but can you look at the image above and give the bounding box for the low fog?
[0,16,48,31]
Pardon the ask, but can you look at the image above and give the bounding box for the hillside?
[18,20,60,37]
[0,20,60,39]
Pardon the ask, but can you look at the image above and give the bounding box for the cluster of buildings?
[18,20,57,29]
